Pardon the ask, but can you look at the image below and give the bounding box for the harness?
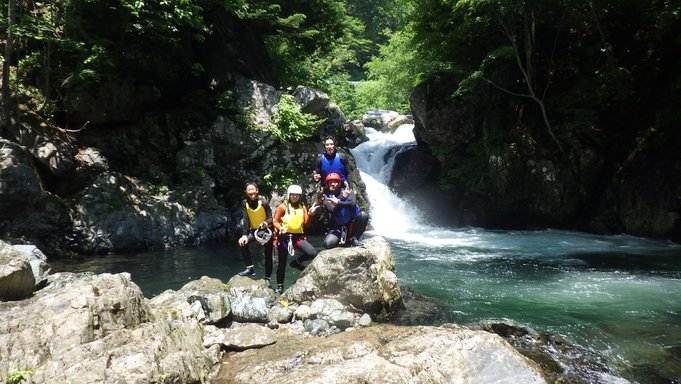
[276,233,308,254]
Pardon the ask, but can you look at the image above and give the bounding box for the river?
[53,127,681,383]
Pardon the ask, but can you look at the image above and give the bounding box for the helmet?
[254,226,272,245]
[287,185,302,195]
[287,184,303,201]
[325,173,342,184]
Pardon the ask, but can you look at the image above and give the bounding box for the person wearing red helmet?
[320,172,369,248]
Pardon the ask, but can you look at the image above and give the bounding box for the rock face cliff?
[0,79,364,257]
[405,71,681,242]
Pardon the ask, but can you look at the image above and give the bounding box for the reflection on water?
[51,239,327,298]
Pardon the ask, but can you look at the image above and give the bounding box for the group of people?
[235,135,370,294]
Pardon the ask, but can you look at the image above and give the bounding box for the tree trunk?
[2,0,16,127]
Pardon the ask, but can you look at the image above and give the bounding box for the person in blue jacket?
[321,173,369,249]
[313,135,354,189]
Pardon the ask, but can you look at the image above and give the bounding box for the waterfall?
[350,125,426,237]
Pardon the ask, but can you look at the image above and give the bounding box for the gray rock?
[293,85,330,116]
[151,276,231,324]
[0,272,222,383]
[4,112,78,177]
[0,243,35,300]
[309,298,356,330]
[359,313,373,327]
[283,236,403,320]
[203,323,277,350]
[362,109,400,132]
[12,244,51,287]
[216,323,547,384]
[71,171,226,253]
[230,290,269,323]
[294,304,312,321]
[269,303,294,323]
[304,318,331,335]
[234,75,282,128]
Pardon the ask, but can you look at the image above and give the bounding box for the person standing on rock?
[313,135,354,189]
[236,182,274,288]
[272,184,320,294]
[321,173,369,248]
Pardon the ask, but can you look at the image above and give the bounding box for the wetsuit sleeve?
[273,205,285,231]
[337,188,357,209]
[322,196,335,212]
[240,200,250,236]
[313,154,322,178]
[339,153,354,188]
[323,188,356,213]
[331,188,356,213]
[262,199,273,227]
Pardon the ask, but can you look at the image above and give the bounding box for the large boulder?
[4,110,79,177]
[283,236,403,319]
[0,271,221,383]
[150,276,232,324]
[0,241,51,300]
[71,171,226,253]
[362,109,413,133]
[234,75,282,128]
[215,323,547,384]
[0,140,72,257]
[293,85,330,116]
[0,139,46,217]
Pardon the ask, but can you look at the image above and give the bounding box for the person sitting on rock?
[313,135,354,189]
[236,182,274,287]
[321,173,369,249]
[272,184,321,294]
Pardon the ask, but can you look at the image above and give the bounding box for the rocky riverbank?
[1,236,614,383]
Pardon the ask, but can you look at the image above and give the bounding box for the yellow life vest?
[281,204,305,234]
[246,199,267,230]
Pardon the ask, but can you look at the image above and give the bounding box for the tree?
[2,0,16,126]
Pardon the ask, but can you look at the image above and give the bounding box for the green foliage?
[254,0,346,86]
[6,368,35,384]
[217,90,238,112]
[261,167,304,195]
[149,184,170,197]
[190,63,205,77]
[268,94,322,142]
[362,27,436,113]
[192,167,206,179]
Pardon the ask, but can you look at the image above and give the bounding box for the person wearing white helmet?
[236,182,274,287]
[271,184,320,294]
